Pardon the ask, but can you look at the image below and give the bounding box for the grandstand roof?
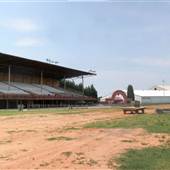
[0,52,95,79]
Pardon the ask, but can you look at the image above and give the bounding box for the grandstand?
[0,52,96,108]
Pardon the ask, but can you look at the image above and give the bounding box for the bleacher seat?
[11,82,53,95]
[0,81,84,98]
[0,82,28,94]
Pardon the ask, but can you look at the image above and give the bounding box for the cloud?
[130,56,170,67]
[117,56,170,68]
[15,37,44,47]
[95,69,164,96]
[1,18,39,32]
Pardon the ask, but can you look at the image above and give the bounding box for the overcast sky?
[0,1,170,96]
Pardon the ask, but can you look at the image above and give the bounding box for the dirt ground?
[0,105,170,170]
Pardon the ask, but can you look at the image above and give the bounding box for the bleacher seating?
[0,82,28,94]
[34,84,83,97]
[34,84,65,94]
[11,82,53,95]
[0,81,84,98]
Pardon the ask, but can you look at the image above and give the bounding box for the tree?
[127,85,135,101]
[84,85,98,99]
[60,79,98,99]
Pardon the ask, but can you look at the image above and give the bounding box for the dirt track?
[0,105,169,170]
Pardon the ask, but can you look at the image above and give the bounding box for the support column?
[82,75,84,96]
[64,77,66,90]
[8,65,11,91]
[40,71,43,94]
[6,100,9,109]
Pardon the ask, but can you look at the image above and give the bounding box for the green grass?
[0,140,12,144]
[0,108,84,116]
[62,151,73,157]
[84,114,170,133]
[0,109,21,116]
[109,146,170,170]
[46,136,75,141]
[0,107,120,116]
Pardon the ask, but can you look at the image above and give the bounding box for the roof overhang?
[0,52,96,79]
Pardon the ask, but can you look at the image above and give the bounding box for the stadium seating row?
[0,82,83,98]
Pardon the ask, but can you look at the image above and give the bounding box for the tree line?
[60,80,98,99]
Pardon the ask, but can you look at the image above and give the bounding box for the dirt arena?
[0,105,169,170]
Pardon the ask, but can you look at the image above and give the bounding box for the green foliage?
[0,108,119,116]
[60,80,83,92]
[127,85,135,101]
[46,136,75,141]
[84,84,98,99]
[114,146,170,170]
[0,108,84,116]
[60,79,98,98]
[84,114,170,133]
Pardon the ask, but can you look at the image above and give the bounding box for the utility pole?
[162,80,165,96]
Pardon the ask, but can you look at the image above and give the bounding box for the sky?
[0,1,170,96]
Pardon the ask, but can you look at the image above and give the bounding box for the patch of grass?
[20,149,28,152]
[87,159,98,166]
[7,129,36,133]
[113,146,170,170]
[64,127,81,131]
[141,142,148,146]
[0,109,21,116]
[25,129,37,132]
[39,162,49,167]
[76,152,84,156]
[46,136,75,141]
[0,155,8,159]
[121,139,134,143]
[62,151,73,157]
[84,114,170,133]
[0,140,12,144]
[7,130,18,133]
[0,107,120,116]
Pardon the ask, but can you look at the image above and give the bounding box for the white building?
[134,90,170,104]
[150,85,170,91]
[101,84,170,104]
[100,95,111,102]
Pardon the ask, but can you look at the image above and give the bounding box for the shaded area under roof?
[0,52,95,79]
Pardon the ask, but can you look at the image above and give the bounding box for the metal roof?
[0,52,95,79]
[150,85,170,91]
[133,90,170,97]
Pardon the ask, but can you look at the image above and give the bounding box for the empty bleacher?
[34,84,65,94]
[11,82,53,95]
[0,82,28,95]
[0,82,83,98]
[34,84,83,97]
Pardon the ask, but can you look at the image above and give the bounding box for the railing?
[0,93,96,101]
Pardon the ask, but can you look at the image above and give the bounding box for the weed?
[62,151,73,157]
[46,136,75,141]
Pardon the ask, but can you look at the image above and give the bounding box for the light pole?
[162,80,165,96]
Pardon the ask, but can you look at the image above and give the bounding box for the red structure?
[105,90,127,104]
